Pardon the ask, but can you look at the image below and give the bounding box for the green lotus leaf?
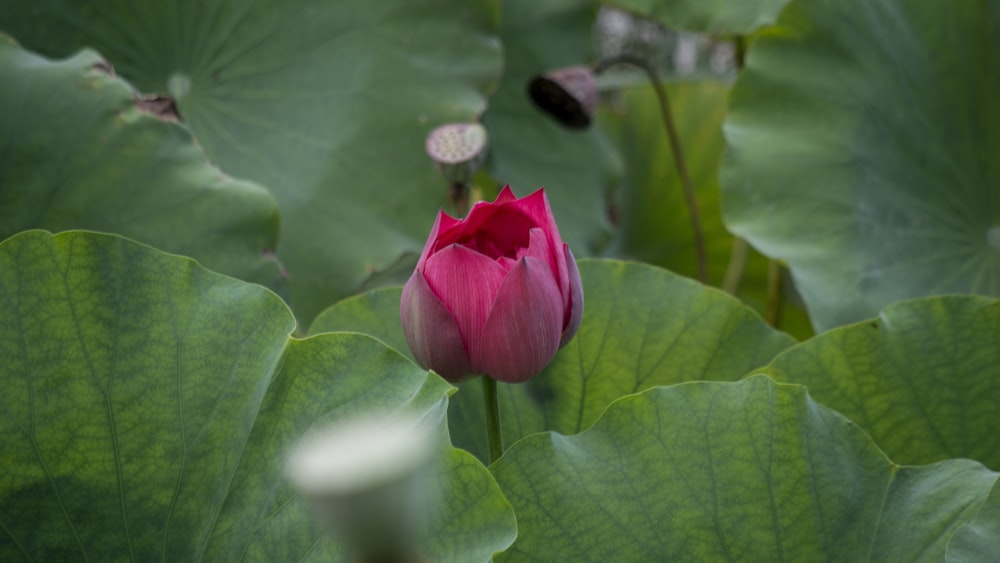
[310,259,794,461]
[491,375,999,561]
[722,0,998,331]
[605,0,788,34]
[0,230,515,562]
[482,0,620,255]
[762,295,1000,469]
[948,480,1000,562]
[0,1,504,325]
[0,35,282,291]
[311,285,412,356]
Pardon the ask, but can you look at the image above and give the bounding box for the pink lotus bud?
[401,186,583,383]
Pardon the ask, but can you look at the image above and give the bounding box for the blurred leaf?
[722,0,998,331]
[596,80,813,339]
[483,0,621,255]
[0,1,504,325]
[0,230,515,562]
[428,448,518,563]
[0,35,283,290]
[492,375,999,561]
[310,259,794,461]
[605,0,789,34]
[763,295,1000,469]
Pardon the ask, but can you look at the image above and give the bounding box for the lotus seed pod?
[425,122,488,184]
[527,66,598,129]
[285,413,438,562]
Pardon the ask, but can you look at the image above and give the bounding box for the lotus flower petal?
[494,227,553,280]
[493,184,517,203]
[422,243,507,350]
[476,256,563,383]
[416,211,461,270]
[506,188,564,251]
[400,270,472,380]
[560,245,584,347]
[507,188,569,304]
[517,227,555,267]
[436,198,534,260]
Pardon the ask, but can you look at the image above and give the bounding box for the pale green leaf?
[0,36,283,291]
[492,376,999,561]
[0,1,504,325]
[722,0,998,331]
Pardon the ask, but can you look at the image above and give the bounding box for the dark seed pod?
[527,66,597,129]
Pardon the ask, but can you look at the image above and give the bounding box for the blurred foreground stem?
[595,54,708,284]
[482,376,503,464]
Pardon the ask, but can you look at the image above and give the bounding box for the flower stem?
[734,35,747,70]
[595,54,708,284]
[721,237,749,295]
[449,181,470,218]
[481,376,504,464]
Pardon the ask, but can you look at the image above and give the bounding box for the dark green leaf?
[0,230,515,562]
[763,296,1000,469]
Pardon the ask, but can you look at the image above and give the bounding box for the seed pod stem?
[595,53,708,284]
[449,181,470,217]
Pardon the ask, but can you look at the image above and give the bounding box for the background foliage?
[1,0,997,560]
[0,0,503,326]
[0,36,284,292]
[722,0,998,330]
